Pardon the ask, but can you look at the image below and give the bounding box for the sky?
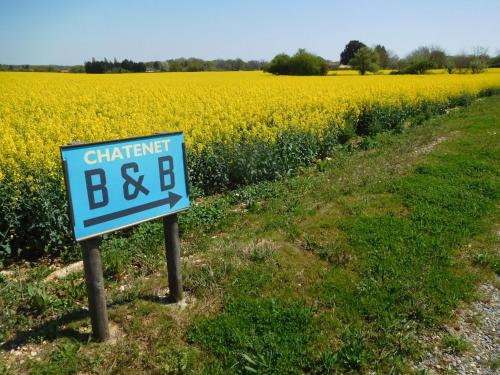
[1,0,499,65]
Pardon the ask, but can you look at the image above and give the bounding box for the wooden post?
[163,214,183,302]
[81,237,110,342]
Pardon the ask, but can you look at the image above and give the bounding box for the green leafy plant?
[442,334,469,354]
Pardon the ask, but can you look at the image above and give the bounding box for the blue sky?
[1,0,499,65]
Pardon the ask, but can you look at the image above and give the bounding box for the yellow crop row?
[1,70,500,182]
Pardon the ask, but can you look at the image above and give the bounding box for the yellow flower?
[0,70,499,183]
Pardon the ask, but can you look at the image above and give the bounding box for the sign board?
[61,132,190,241]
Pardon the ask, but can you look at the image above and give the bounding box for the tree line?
[84,57,266,73]
[84,58,146,73]
[0,64,83,72]
[0,58,266,73]
[341,41,494,75]
[265,41,500,76]
[151,58,266,72]
[3,44,499,75]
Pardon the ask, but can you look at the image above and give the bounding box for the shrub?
[265,53,291,75]
[265,49,328,76]
[395,46,448,74]
[400,60,434,75]
[289,49,329,76]
[0,171,75,262]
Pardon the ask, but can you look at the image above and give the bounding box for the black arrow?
[166,191,182,208]
[83,192,184,227]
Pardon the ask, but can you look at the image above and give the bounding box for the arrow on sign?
[166,192,182,208]
[83,191,184,228]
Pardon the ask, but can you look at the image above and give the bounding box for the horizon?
[1,0,500,65]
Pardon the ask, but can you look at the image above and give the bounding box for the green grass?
[441,334,469,355]
[27,340,99,375]
[1,95,499,374]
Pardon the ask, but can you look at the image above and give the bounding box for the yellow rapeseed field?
[1,69,500,254]
[1,70,500,182]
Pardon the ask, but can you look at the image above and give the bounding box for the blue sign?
[61,132,190,241]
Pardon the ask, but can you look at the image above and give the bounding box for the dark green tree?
[264,53,291,75]
[264,49,328,76]
[85,58,146,73]
[340,40,366,65]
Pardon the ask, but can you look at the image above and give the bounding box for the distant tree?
[397,46,444,74]
[489,54,500,68]
[152,61,161,70]
[445,57,455,74]
[406,46,431,62]
[85,58,146,73]
[185,58,205,72]
[453,54,471,73]
[144,58,266,72]
[349,47,379,75]
[231,58,244,71]
[470,46,489,74]
[85,58,105,73]
[246,60,265,70]
[289,49,328,75]
[69,65,85,73]
[387,52,400,69]
[167,59,183,72]
[340,40,366,65]
[265,49,328,76]
[160,61,169,72]
[429,47,447,68]
[136,62,146,72]
[265,53,291,75]
[374,45,389,69]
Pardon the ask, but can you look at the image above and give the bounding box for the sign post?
[81,237,109,341]
[163,214,183,302]
[61,132,190,341]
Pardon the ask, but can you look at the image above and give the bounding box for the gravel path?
[414,279,499,374]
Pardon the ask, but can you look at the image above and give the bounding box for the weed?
[472,252,500,275]
[247,241,275,263]
[184,258,235,297]
[442,334,469,354]
[25,282,54,313]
